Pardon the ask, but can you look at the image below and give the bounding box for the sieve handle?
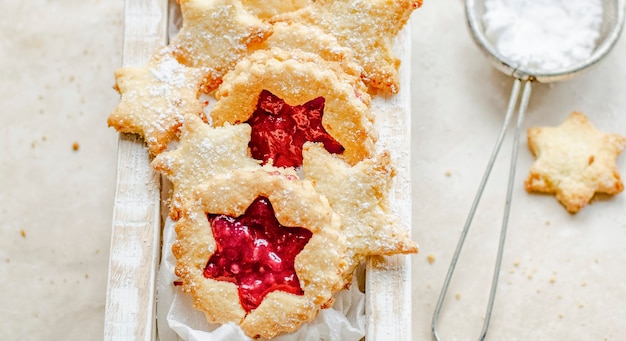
[431,79,532,341]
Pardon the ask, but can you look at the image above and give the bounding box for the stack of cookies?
[107,0,421,338]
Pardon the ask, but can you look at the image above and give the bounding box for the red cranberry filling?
[204,196,313,312]
[247,90,344,168]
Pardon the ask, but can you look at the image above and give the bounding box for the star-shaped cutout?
[525,111,626,213]
[248,90,344,168]
[152,114,260,219]
[169,0,273,92]
[275,0,422,94]
[107,48,206,155]
[302,143,418,275]
[204,196,313,312]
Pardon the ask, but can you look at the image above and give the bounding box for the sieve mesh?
[465,0,625,82]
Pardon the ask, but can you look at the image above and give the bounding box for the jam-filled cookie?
[172,167,347,338]
[211,48,375,167]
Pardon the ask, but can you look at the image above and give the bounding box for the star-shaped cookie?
[525,111,626,213]
[152,114,260,220]
[107,48,206,155]
[212,48,375,166]
[169,0,273,92]
[275,0,422,94]
[302,142,418,277]
[172,168,347,339]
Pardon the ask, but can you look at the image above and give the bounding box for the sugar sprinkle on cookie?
[169,0,273,92]
[274,0,422,94]
[151,115,260,220]
[107,47,206,155]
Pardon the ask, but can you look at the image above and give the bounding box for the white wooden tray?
[104,0,413,339]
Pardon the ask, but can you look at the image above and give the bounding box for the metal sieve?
[432,1,625,340]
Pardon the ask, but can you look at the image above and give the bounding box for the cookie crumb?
[72,142,80,151]
[20,229,26,238]
[581,282,587,287]
[85,273,89,279]
[455,293,461,300]
[558,313,564,319]
[550,277,556,284]
[545,220,550,225]
[427,254,436,264]
[513,260,520,267]
[579,303,584,308]
[444,170,452,177]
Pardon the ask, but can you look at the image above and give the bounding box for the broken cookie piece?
[525,111,626,213]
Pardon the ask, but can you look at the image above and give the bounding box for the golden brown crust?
[169,0,273,92]
[211,48,376,165]
[151,114,260,220]
[525,111,626,213]
[172,168,347,339]
[258,21,366,93]
[274,0,422,94]
[243,0,310,20]
[107,47,206,155]
[302,142,418,277]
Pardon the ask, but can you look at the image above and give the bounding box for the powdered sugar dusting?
[483,0,603,73]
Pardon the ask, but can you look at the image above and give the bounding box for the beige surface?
[0,1,123,340]
[1,0,626,340]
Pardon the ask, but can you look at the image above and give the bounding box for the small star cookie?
[525,111,626,213]
[275,0,422,94]
[169,0,273,92]
[172,168,347,339]
[211,48,375,166]
[302,143,418,277]
[152,115,260,220]
[107,48,206,155]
